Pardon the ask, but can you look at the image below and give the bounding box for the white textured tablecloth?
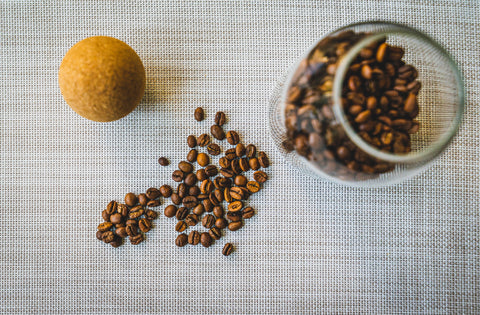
[1,1,478,314]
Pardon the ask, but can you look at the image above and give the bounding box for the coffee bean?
[222,243,234,256]
[202,214,215,229]
[197,134,211,147]
[192,204,205,216]
[110,213,123,225]
[234,175,248,187]
[209,227,221,240]
[187,149,198,162]
[172,170,185,182]
[178,161,193,174]
[200,179,214,194]
[226,212,242,222]
[224,148,236,160]
[177,183,188,198]
[203,199,213,212]
[124,192,137,207]
[258,152,270,168]
[175,220,187,232]
[200,232,213,248]
[226,131,240,145]
[146,187,161,200]
[219,157,230,168]
[129,206,144,219]
[102,230,115,243]
[228,221,243,231]
[185,214,199,226]
[183,196,198,208]
[175,233,188,247]
[111,236,123,248]
[184,173,197,186]
[204,165,218,177]
[376,42,388,62]
[117,204,129,217]
[253,171,268,183]
[189,185,200,196]
[197,193,209,200]
[196,169,208,181]
[176,207,189,220]
[224,187,232,203]
[145,209,158,220]
[98,222,113,232]
[194,107,205,121]
[215,217,228,229]
[229,187,245,200]
[126,219,137,226]
[207,143,221,155]
[139,218,152,233]
[197,153,210,167]
[239,157,250,172]
[230,159,242,175]
[228,200,243,212]
[138,193,149,206]
[102,209,110,222]
[159,184,172,198]
[125,224,138,237]
[246,144,257,158]
[147,199,161,207]
[355,110,371,124]
[188,230,200,245]
[220,168,235,178]
[209,190,221,206]
[242,207,255,219]
[115,226,128,238]
[246,181,260,193]
[158,157,169,166]
[214,111,226,126]
[130,233,144,245]
[187,135,197,148]
[249,158,260,170]
[216,177,231,188]
[171,193,182,205]
[106,200,117,215]
[235,143,246,157]
[96,230,104,240]
[211,125,225,140]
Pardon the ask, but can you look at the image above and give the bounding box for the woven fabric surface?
[1,1,479,314]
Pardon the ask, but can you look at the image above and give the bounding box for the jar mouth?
[332,22,464,164]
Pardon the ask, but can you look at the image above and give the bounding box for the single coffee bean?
[197,193,209,200]
[147,199,161,207]
[215,217,228,229]
[178,161,193,174]
[222,243,234,256]
[200,179,214,194]
[207,143,221,156]
[138,193,149,206]
[124,192,138,207]
[249,157,260,170]
[187,149,198,162]
[224,187,233,203]
[145,209,158,220]
[172,170,185,182]
[234,175,248,187]
[253,171,268,183]
[204,165,218,177]
[102,230,115,243]
[189,185,200,196]
[115,226,128,238]
[376,42,388,62]
[239,157,250,172]
[216,177,231,188]
[117,204,129,217]
[115,223,125,228]
[258,151,270,168]
[188,230,200,245]
[187,135,197,148]
[125,224,138,237]
[200,232,213,248]
[175,220,187,232]
[158,157,169,166]
[130,233,144,245]
[102,209,110,222]
[242,207,255,219]
[238,187,250,199]
[229,186,245,200]
[184,173,197,186]
[224,148,236,160]
[214,111,226,126]
[203,199,213,212]
[98,222,113,232]
[138,218,152,233]
[197,153,210,167]
[245,144,257,158]
[219,157,230,168]
[196,169,208,181]
[185,214,199,226]
[129,206,144,219]
[202,214,215,229]
[213,205,224,218]
[171,193,182,205]
[106,200,117,215]
[96,230,104,240]
[197,133,211,147]
[215,189,224,203]
[236,143,246,157]
[159,185,173,198]
[209,227,222,240]
[109,237,121,248]
[192,204,205,216]
[175,233,188,247]
[226,211,242,222]
[164,205,178,218]
[176,207,189,220]
[183,196,198,208]
[209,190,221,206]
[211,125,226,140]
[226,131,240,145]
[220,168,235,178]
[126,219,137,226]
[110,213,123,225]
[228,221,243,231]
[230,159,242,175]
[177,183,188,198]
[146,187,161,200]
[246,181,260,193]
[228,200,243,212]
[194,107,205,121]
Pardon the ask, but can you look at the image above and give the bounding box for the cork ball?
[59,36,146,122]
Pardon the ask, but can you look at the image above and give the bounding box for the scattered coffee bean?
[224,148,236,160]
[187,149,198,162]
[226,131,240,145]
[234,175,248,187]
[213,205,224,218]
[178,161,193,173]
[146,187,161,200]
[228,221,243,231]
[222,243,234,256]
[197,133,211,147]
[253,171,268,183]
[138,193,148,206]
[145,209,158,220]
[226,211,242,222]
[215,217,228,229]
[209,227,222,240]
[106,201,117,215]
[96,230,104,240]
[147,199,161,207]
[197,193,209,200]
[214,111,226,126]
[245,144,256,158]
[158,157,169,166]
[175,220,187,232]
[258,152,270,168]
[230,159,242,175]
[200,179,214,194]
[129,206,144,219]
[246,181,260,193]
[184,173,197,186]
[235,143,246,157]
[211,125,225,140]
[115,226,128,238]
[177,183,188,198]
[219,157,230,168]
[229,186,245,200]
[196,168,208,181]
[159,185,173,198]
[228,200,243,212]
[98,222,113,232]
[183,196,198,208]
[188,230,200,245]
[172,170,185,182]
[242,207,255,219]
[239,157,250,172]
[117,204,129,217]
[197,153,210,167]
[126,219,137,226]
[102,231,115,243]
[203,199,213,212]
[204,165,218,177]
[207,143,221,155]
[200,232,213,248]
[187,135,197,148]
[176,207,189,220]
[249,157,260,170]
[220,168,235,178]
[189,185,200,196]
[138,218,152,233]
[224,187,233,203]
[175,233,188,247]
[194,107,205,122]
[124,192,137,207]
[192,204,205,216]
[171,193,182,205]
[110,213,123,225]
[130,233,144,245]
[102,209,110,222]
[202,214,215,229]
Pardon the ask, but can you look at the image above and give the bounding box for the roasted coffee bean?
[158,157,169,166]
[253,171,268,183]
[224,148,236,160]
[147,199,161,207]
[188,231,200,245]
[228,200,243,212]
[203,199,213,212]
[226,131,240,145]
[200,179,214,194]
[197,193,209,200]
[184,173,197,186]
[102,230,115,243]
[246,181,260,193]
[175,233,188,247]
[238,186,250,199]
[102,209,110,222]
[207,143,221,155]
[172,170,185,182]
[192,204,205,216]
[226,211,242,222]
[245,144,257,158]
[176,207,189,220]
[194,107,205,121]
[209,190,221,206]
[146,187,161,200]
[177,183,188,198]
[178,161,193,174]
[145,209,158,220]
[129,206,144,219]
[218,177,231,188]
[219,157,230,168]
[126,219,137,226]
[200,232,213,248]
[130,233,144,245]
[183,196,198,208]
[187,135,197,148]
[139,218,152,233]
[117,204,129,217]
[220,168,235,178]
[196,168,208,181]
[222,243,234,256]
[228,221,243,231]
[249,157,260,170]
[235,143,246,157]
[230,159,242,175]
[98,222,113,232]
[211,125,226,140]
[224,187,232,203]
[175,220,187,232]
[165,205,178,219]
[125,224,138,237]
[138,193,149,206]
[234,175,248,187]
[209,227,221,240]
[239,157,250,172]
[106,200,117,215]
[171,193,182,205]
[214,111,226,126]
[204,165,218,177]
[229,187,245,200]
[215,217,228,229]
[197,153,210,167]
[189,185,200,196]
[124,192,138,207]
[110,213,123,225]
[115,226,128,238]
[197,133,211,147]
[376,42,388,62]
[202,214,215,229]
[96,230,104,240]
[258,152,270,168]
[187,149,198,163]
[115,223,125,228]
[185,214,199,226]
[242,207,255,219]
[212,205,224,218]
[159,185,173,198]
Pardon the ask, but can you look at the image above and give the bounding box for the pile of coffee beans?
[285,30,422,179]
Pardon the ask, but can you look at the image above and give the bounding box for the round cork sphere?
[59,36,146,122]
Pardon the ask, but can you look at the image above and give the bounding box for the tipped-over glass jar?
[269,21,463,187]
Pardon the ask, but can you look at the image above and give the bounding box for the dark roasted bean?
[194,107,204,121]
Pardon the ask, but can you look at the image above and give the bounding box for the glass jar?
[269,21,463,187]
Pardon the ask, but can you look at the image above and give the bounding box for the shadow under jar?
[269,21,463,187]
